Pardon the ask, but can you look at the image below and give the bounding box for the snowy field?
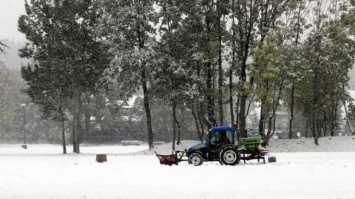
[1,137,355,199]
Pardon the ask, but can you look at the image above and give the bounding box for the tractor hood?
[187,142,208,153]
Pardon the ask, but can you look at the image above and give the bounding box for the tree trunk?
[176,107,182,145]
[314,136,319,145]
[312,118,316,143]
[343,100,353,134]
[235,0,260,139]
[259,104,266,139]
[73,87,82,153]
[142,68,154,149]
[172,101,182,147]
[229,68,234,125]
[265,116,273,146]
[72,116,76,153]
[206,61,215,129]
[239,62,247,138]
[289,83,295,139]
[271,80,284,140]
[259,79,269,140]
[72,93,78,153]
[312,64,319,146]
[218,52,223,126]
[271,110,276,139]
[289,4,302,140]
[84,113,90,142]
[205,7,215,129]
[331,102,337,136]
[188,103,203,142]
[312,117,321,146]
[314,120,320,146]
[78,88,82,152]
[323,111,327,137]
[61,113,66,154]
[195,61,205,140]
[305,117,309,138]
[197,102,206,141]
[172,102,176,151]
[229,0,236,125]
[235,95,240,124]
[218,9,224,126]
[239,95,247,138]
[83,94,91,142]
[229,67,234,125]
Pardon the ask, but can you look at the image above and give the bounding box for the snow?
[1,137,355,198]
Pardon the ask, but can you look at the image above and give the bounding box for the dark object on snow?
[268,156,276,163]
[22,145,27,149]
[96,154,107,163]
[155,151,186,166]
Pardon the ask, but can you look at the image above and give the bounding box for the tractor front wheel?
[188,153,204,166]
[221,148,239,166]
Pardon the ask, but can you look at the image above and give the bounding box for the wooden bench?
[239,137,268,164]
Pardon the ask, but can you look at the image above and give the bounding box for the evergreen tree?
[97,0,158,149]
[230,0,290,138]
[292,0,354,145]
[178,1,223,129]
[232,0,260,138]
[216,0,229,126]
[18,0,109,153]
[154,0,187,148]
[284,0,311,139]
[298,30,353,144]
[252,0,291,142]
[251,37,288,145]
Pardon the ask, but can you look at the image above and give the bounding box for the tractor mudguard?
[187,142,208,154]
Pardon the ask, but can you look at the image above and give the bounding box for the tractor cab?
[207,126,236,147]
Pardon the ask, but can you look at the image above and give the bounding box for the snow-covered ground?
[1,137,355,199]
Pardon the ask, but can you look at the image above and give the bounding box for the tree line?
[17,0,355,153]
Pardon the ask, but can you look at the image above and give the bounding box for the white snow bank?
[268,136,355,153]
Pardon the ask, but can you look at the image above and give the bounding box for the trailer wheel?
[188,153,204,166]
[221,148,239,166]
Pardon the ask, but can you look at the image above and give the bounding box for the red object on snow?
[155,150,185,166]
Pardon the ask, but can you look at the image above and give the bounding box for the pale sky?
[0,0,26,42]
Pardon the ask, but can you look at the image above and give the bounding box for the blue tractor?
[186,126,240,166]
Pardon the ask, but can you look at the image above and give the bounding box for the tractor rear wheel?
[221,148,239,166]
[188,153,204,166]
